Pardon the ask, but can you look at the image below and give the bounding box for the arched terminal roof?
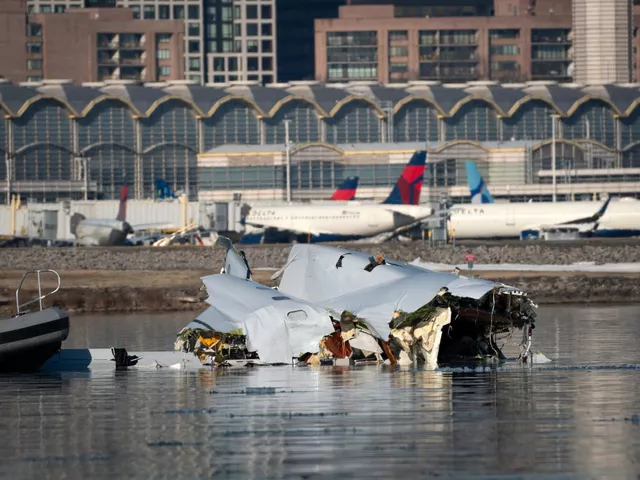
[2,79,640,119]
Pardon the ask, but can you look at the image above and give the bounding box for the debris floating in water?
[245,387,276,395]
[174,237,545,371]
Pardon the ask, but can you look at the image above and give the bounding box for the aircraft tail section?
[330,176,359,201]
[382,150,427,205]
[116,185,128,221]
[214,234,252,280]
[465,161,494,204]
[155,178,175,199]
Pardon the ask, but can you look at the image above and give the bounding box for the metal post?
[81,156,89,201]
[551,114,556,203]
[586,117,592,169]
[4,153,10,205]
[586,117,590,140]
[284,120,291,203]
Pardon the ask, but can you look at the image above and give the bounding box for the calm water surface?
[0,306,639,479]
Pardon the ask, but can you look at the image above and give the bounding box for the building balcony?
[531,40,571,45]
[120,57,145,65]
[97,42,119,49]
[119,42,144,50]
[438,41,477,47]
[440,56,477,62]
[531,57,571,62]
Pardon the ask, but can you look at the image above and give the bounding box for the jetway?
[0,199,244,241]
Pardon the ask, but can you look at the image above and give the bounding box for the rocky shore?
[2,241,640,271]
[1,242,639,314]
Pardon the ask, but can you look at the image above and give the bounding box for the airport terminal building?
[2,78,640,205]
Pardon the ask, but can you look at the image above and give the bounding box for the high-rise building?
[276,0,345,82]
[1,5,184,84]
[573,0,633,83]
[315,2,577,84]
[26,0,277,85]
[205,0,277,84]
[0,0,28,83]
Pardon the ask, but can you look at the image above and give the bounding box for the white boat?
[0,270,70,373]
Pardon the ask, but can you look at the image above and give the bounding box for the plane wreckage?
[175,236,540,369]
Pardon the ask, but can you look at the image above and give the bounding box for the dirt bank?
[1,269,637,315]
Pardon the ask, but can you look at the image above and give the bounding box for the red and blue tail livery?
[382,150,427,205]
[330,176,359,201]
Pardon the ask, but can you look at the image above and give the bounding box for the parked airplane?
[70,186,176,246]
[466,161,494,204]
[240,151,431,244]
[450,170,640,239]
[330,176,359,201]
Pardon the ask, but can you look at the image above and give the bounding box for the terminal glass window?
[326,31,378,81]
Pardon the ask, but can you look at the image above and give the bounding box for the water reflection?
[0,306,639,478]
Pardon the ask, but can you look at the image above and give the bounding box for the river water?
[1,306,639,479]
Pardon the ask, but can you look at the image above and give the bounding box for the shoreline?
[2,269,639,315]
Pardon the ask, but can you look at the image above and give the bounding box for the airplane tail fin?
[70,213,86,236]
[116,185,128,221]
[382,150,427,205]
[330,176,359,201]
[155,178,175,200]
[213,233,252,280]
[465,161,494,204]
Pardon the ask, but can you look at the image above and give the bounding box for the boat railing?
[15,269,61,314]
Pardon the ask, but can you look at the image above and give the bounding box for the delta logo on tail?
[382,150,427,205]
[330,176,359,201]
[465,161,494,204]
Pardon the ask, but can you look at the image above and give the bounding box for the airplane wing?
[558,196,612,225]
[519,196,613,238]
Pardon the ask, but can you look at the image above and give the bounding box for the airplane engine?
[70,213,86,236]
[122,221,134,235]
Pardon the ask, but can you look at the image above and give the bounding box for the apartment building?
[315,2,578,84]
[26,0,277,85]
[24,8,184,83]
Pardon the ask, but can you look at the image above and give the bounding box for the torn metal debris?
[177,237,539,369]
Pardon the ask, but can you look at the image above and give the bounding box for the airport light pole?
[284,120,291,203]
[551,114,557,202]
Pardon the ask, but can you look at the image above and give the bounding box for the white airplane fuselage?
[241,203,433,243]
[448,199,640,239]
[75,218,133,246]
